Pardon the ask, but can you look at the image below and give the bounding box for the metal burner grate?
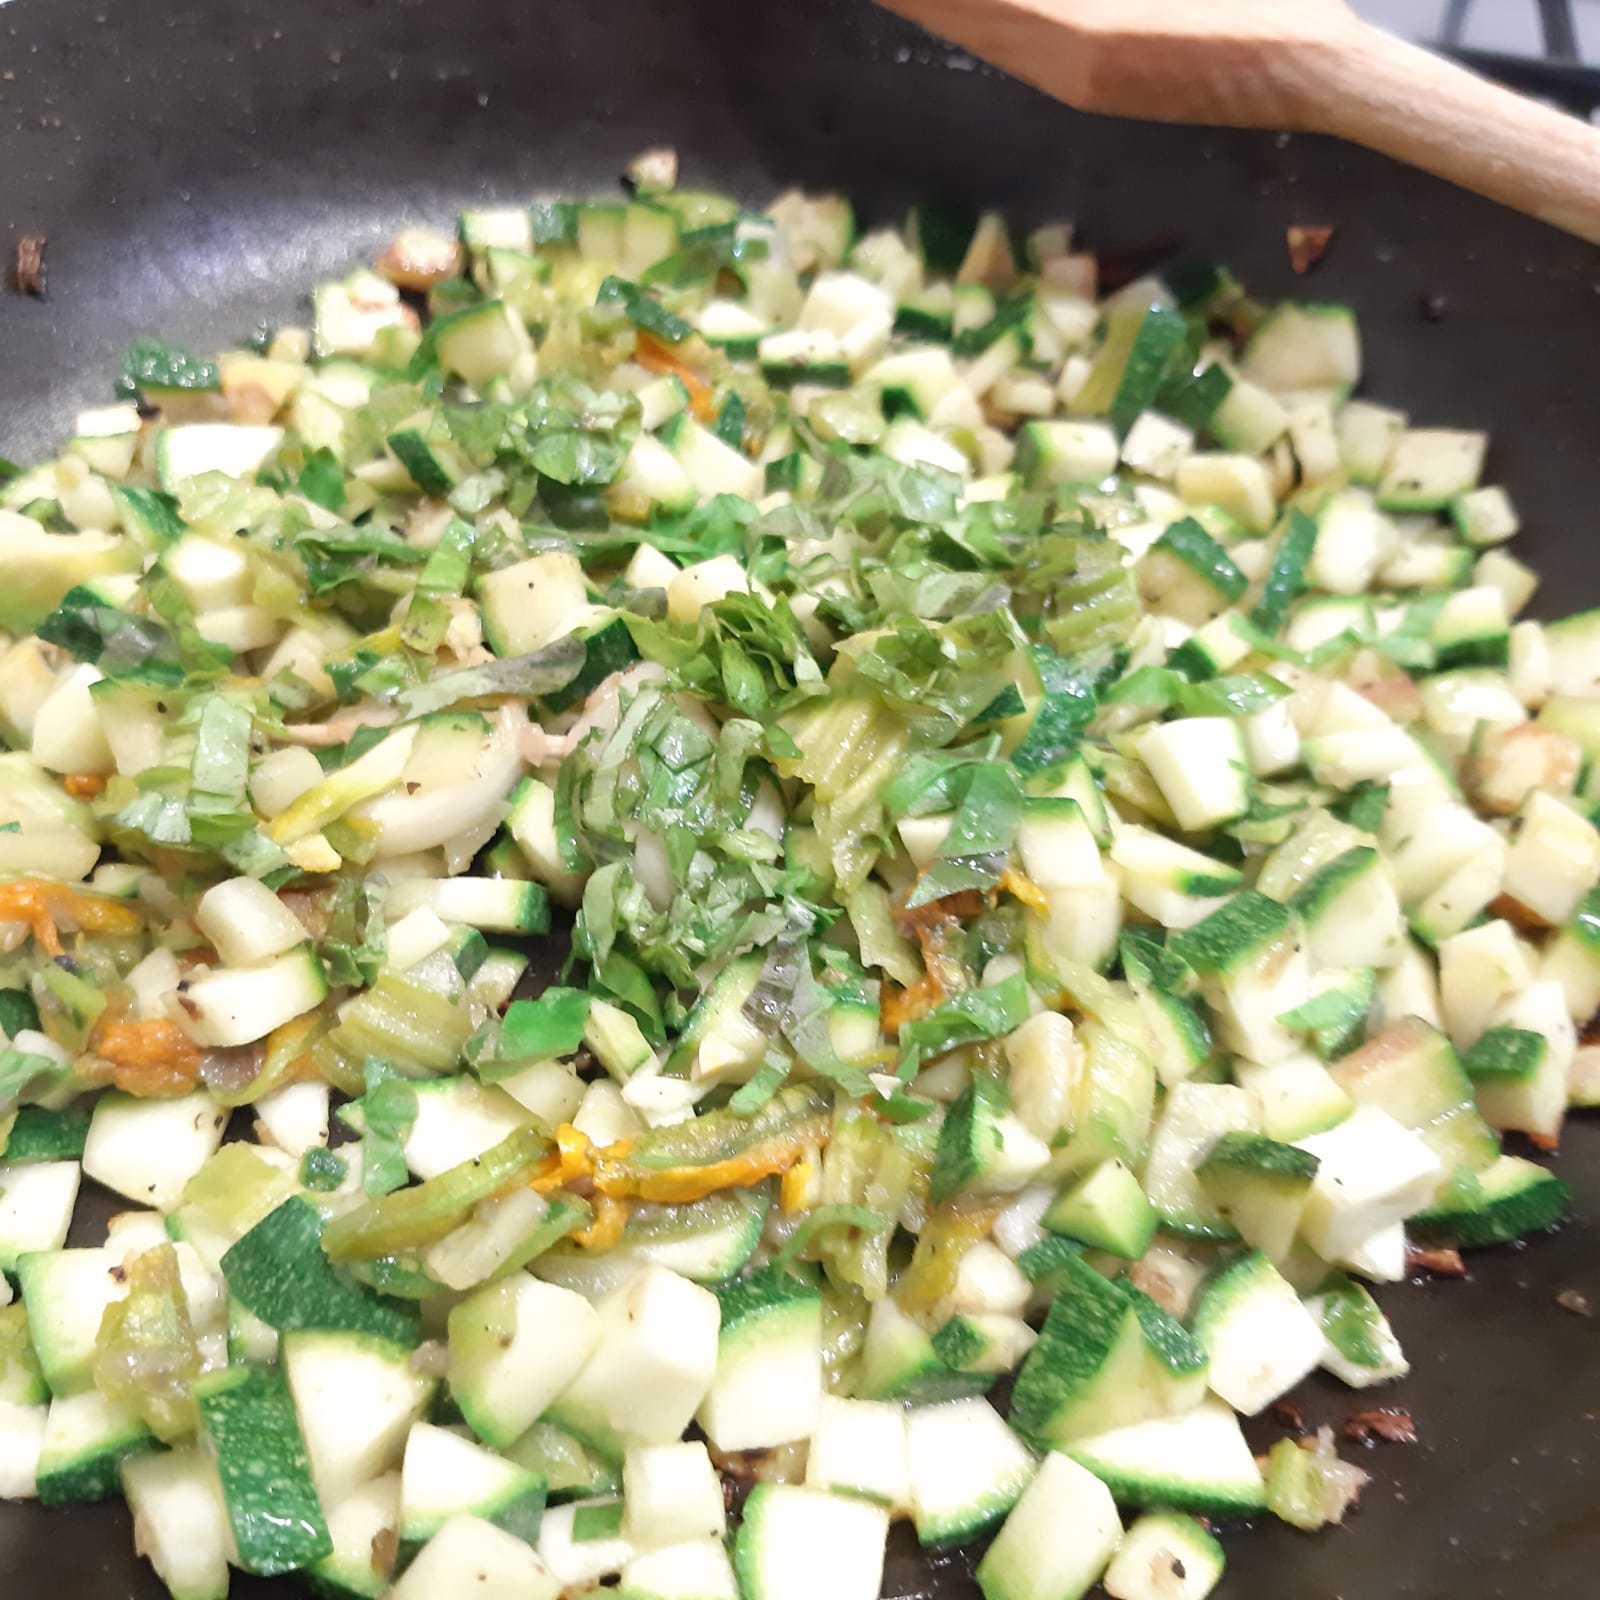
[1357,0,1600,116]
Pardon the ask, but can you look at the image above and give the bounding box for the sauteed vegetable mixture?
[0,156,1589,1600]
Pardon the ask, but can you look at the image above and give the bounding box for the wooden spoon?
[873,0,1600,245]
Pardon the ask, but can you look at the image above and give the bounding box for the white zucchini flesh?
[1002,1011,1080,1145]
[0,1160,80,1269]
[1063,1397,1266,1517]
[975,1450,1122,1600]
[284,1329,436,1507]
[120,1445,232,1600]
[622,1440,727,1549]
[1211,943,1315,1068]
[1102,1510,1226,1600]
[399,1421,545,1545]
[497,1060,587,1126]
[179,946,329,1048]
[553,1265,721,1448]
[435,302,535,389]
[0,1401,46,1500]
[697,1280,823,1453]
[194,876,308,966]
[36,1388,149,1491]
[392,1513,560,1600]
[804,1395,910,1509]
[1017,805,1106,891]
[311,1473,401,1598]
[402,1077,533,1180]
[621,1538,740,1600]
[1172,454,1274,534]
[1309,489,1392,595]
[82,1091,228,1211]
[1295,1107,1442,1262]
[1191,1253,1325,1415]
[1308,1295,1411,1390]
[384,876,547,934]
[572,1078,648,1146]
[1231,1054,1353,1144]
[157,424,284,489]
[476,551,592,657]
[1136,718,1250,832]
[251,1080,330,1158]
[1477,980,1576,1141]
[734,1484,890,1600]
[537,1497,636,1588]
[1343,1220,1406,1282]
[1502,791,1600,926]
[508,777,592,904]
[1438,920,1535,1049]
[31,663,114,776]
[949,1240,1033,1317]
[425,1186,556,1293]
[447,1274,601,1450]
[1141,1083,1259,1233]
[671,425,762,501]
[1121,412,1194,480]
[383,906,454,973]
[1111,827,1238,931]
[904,1397,1038,1546]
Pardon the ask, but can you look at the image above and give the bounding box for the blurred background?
[1357,0,1600,116]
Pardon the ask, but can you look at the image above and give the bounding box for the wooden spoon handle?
[874,0,1600,245]
[1306,20,1600,245]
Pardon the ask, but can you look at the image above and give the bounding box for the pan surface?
[1,1,1598,1595]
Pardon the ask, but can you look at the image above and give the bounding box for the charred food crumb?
[12,233,45,295]
[1286,224,1334,274]
[1406,1242,1467,1277]
[1343,1408,1418,1446]
[1270,1399,1307,1433]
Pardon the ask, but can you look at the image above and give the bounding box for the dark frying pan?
[2,1,1599,1595]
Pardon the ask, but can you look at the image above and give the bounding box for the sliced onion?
[361,705,524,858]
[632,828,674,911]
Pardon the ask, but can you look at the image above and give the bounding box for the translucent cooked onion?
[360,705,524,858]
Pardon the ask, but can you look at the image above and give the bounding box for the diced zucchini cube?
[399,1420,545,1547]
[447,1275,600,1450]
[622,1440,726,1549]
[1241,304,1361,394]
[552,1266,720,1449]
[1306,1275,1410,1389]
[735,1484,889,1600]
[621,1539,740,1600]
[804,1395,909,1508]
[1103,1510,1225,1600]
[698,1268,822,1452]
[1502,790,1600,927]
[392,1513,559,1600]
[906,1397,1037,1547]
[1136,718,1250,832]
[1063,1396,1265,1518]
[1190,1250,1323,1414]
[1295,1107,1442,1262]
[1377,428,1486,511]
[119,1445,231,1600]
[975,1451,1121,1600]
[83,1092,227,1211]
